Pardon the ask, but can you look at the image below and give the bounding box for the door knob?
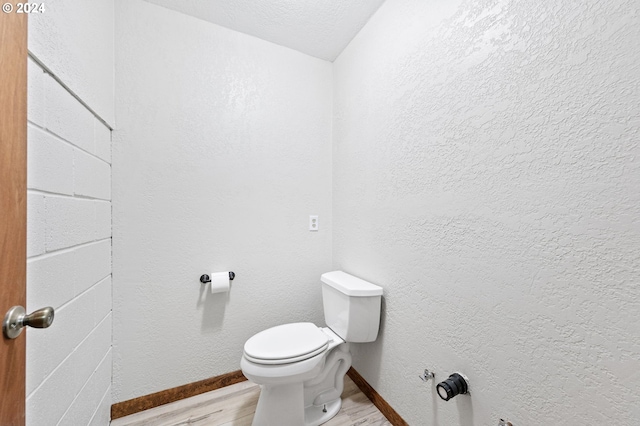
[3,306,54,339]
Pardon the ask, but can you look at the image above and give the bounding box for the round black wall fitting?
[436,373,469,401]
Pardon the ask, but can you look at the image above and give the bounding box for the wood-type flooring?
[111,376,392,426]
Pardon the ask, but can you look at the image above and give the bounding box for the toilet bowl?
[240,271,383,426]
[241,324,351,426]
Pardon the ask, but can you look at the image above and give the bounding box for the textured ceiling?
[143,0,386,61]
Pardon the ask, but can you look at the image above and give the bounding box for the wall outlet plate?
[309,215,318,231]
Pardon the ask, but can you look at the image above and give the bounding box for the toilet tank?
[321,271,383,343]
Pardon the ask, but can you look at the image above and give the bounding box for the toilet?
[240,270,383,426]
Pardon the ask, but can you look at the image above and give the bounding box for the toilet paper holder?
[200,272,235,283]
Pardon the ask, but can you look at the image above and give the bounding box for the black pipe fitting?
[436,373,468,401]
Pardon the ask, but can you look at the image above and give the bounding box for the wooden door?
[0,7,28,426]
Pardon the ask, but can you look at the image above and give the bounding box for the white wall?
[29,0,115,126]
[26,60,112,426]
[333,0,640,425]
[26,3,114,425]
[112,0,333,402]
[29,1,636,424]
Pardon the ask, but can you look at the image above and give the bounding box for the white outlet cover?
[309,215,319,231]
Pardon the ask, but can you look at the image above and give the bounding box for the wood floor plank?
[111,381,259,426]
[112,376,391,426]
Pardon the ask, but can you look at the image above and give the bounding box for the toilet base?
[304,398,341,426]
[250,382,341,426]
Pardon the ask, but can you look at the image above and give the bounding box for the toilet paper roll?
[209,272,231,294]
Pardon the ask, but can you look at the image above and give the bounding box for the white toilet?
[240,270,383,426]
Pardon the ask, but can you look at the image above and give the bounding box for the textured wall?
[333,0,640,424]
[29,0,115,126]
[112,0,333,402]
[26,57,112,425]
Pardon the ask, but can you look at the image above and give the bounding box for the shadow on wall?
[457,395,474,426]
[355,295,387,382]
[197,281,231,332]
[430,386,441,426]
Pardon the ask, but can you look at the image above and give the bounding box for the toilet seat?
[244,322,329,365]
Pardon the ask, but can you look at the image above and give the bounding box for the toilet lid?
[244,322,329,364]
